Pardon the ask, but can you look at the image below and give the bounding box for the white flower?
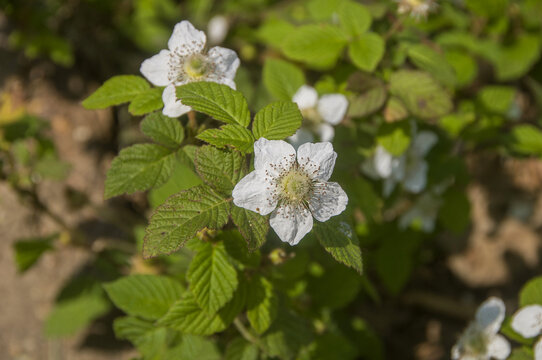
[232,138,348,245]
[512,305,542,360]
[452,297,511,360]
[395,0,438,20]
[399,192,441,232]
[140,20,240,118]
[363,130,438,196]
[288,85,348,148]
[207,15,229,45]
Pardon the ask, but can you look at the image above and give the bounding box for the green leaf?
[282,24,348,69]
[149,160,202,208]
[104,144,177,199]
[82,75,150,109]
[347,86,387,118]
[171,335,221,360]
[520,276,542,306]
[103,274,184,320]
[13,234,56,272]
[507,348,534,360]
[176,82,251,127]
[225,338,259,360]
[187,241,239,314]
[195,146,247,196]
[197,124,255,153]
[439,189,470,234]
[221,230,261,268]
[230,206,269,250]
[376,121,411,156]
[307,0,342,20]
[444,51,478,88]
[257,18,296,49]
[143,185,231,258]
[338,1,372,37]
[45,277,110,337]
[246,275,278,334]
[114,316,170,359]
[252,101,302,140]
[308,265,361,309]
[129,87,164,115]
[348,33,385,72]
[261,306,313,359]
[140,112,184,148]
[478,86,516,115]
[407,44,456,87]
[263,58,306,101]
[512,125,542,156]
[159,285,246,335]
[389,70,453,119]
[490,35,541,81]
[313,218,363,275]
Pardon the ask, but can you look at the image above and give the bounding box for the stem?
[384,16,405,40]
[233,317,267,354]
[188,111,197,131]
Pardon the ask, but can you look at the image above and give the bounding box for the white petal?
[140,49,171,86]
[316,123,335,143]
[403,159,428,193]
[288,128,314,149]
[292,85,318,110]
[309,182,348,222]
[317,94,348,125]
[207,46,240,82]
[162,85,191,118]
[270,205,313,245]
[232,170,276,215]
[253,138,296,177]
[297,142,337,181]
[219,78,237,90]
[207,15,229,44]
[374,146,394,178]
[486,334,511,360]
[535,338,542,360]
[168,20,206,55]
[412,131,438,157]
[476,297,505,335]
[511,305,542,338]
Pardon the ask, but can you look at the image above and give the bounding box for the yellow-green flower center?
[280,170,313,203]
[184,54,208,79]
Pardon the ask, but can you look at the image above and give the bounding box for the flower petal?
[374,146,393,178]
[486,334,511,360]
[511,305,542,338]
[168,20,206,55]
[207,15,229,44]
[140,49,171,86]
[309,182,348,222]
[316,123,335,142]
[317,94,348,125]
[412,130,438,157]
[162,85,191,118]
[403,159,428,193]
[270,205,313,245]
[232,170,276,215]
[293,85,318,110]
[253,138,296,176]
[476,297,505,335]
[207,46,240,83]
[535,337,542,360]
[297,142,337,181]
[288,128,314,149]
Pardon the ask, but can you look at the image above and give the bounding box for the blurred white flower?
[288,85,348,148]
[363,130,437,196]
[452,297,510,360]
[512,305,542,360]
[208,15,229,45]
[232,138,347,245]
[399,192,441,232]
[395,0,438,20]
[140,20,240,117]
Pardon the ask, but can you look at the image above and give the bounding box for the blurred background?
[1,0,542,359]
